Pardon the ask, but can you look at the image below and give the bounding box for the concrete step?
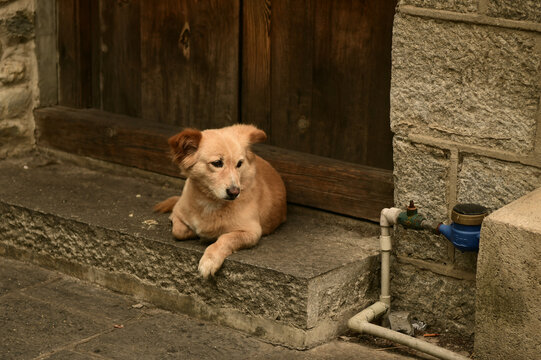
[0,153,382,349]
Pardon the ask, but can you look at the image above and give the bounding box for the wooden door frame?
[33,0,394,222]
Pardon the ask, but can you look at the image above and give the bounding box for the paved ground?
[0,257,417,360]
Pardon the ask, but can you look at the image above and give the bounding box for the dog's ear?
[235,124,267,145]
[168,128,202,169]
[248,127,267,144]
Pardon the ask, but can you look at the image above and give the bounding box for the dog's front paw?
[198,249,225,279]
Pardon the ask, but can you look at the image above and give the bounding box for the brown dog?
[154,124,287,278]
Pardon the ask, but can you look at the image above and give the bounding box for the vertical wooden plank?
[266,0,395,170]
[270,0,314,149]
[78,0,93,107]
[241,0,271,132]
[57,0,78,106]
[100,0,142,117]
[90,0,101,109]
[311,0,395,169]
[365,0,396,170]
[140,0,239,129]
[311,0,365,163]
[58,0,92,107]
[35,0,58,106]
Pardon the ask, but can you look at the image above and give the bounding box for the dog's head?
[168,124,267,201]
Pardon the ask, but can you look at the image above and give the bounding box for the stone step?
[0,154,382,349]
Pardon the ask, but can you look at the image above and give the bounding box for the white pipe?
[349,320,470,360]
[380,226,392,307]
[380,207,402,227]
[379,207,400,307]
[347,207,470,360]
[348,301,389,326]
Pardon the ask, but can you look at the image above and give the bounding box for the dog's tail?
[153,196,180,213]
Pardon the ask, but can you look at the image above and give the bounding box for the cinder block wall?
[0,0,38,158]
[391,0,541,336]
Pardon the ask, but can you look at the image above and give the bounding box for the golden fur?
[154,124,287,278]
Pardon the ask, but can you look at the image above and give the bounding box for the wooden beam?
[35,107,393,221]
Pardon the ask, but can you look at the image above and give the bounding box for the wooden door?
[44,0,396,221]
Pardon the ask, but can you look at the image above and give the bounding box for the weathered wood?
[311,0,396,169]
[35,107,393,221]
[35,0,59,107]
[253,144,394,221]
[57,0,93,107]
[140,0,239,128]
[100,0,142,116]
[57,0,395,169]
[35,107,179,177]
[269,0,314,149]
[244,0,396,170]
[241,0,271,130]
[89,0,100,109]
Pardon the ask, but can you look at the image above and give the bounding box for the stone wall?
[0,0,37,158]
[391,0,541,336]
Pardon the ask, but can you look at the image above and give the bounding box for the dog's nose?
[226,186,240,200]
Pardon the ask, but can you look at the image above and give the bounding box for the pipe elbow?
[348,301,389,332]
[380,207,402,227]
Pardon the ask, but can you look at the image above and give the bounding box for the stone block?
[393,226,449,264]
[0,0,17,8]
[453,250,477,273]
[457,155,541,213]
[391,262,476,336]
[0,10,34,45]
[0,123,32,159]
[0,86,31,118]
[0,58,26,84]
[0,124,21,139]
[391,14,541,153]
[0,156,382,349]
[486,0,541,23]
[401,0,477,13]
[475,187,541,359]
[393,137,449,221]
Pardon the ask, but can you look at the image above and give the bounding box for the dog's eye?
[211,160,223,168]
[236,160,243,168]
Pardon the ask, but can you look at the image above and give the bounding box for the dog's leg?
[198,229,261,278]
[171,216,196,240]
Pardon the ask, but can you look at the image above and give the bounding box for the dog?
[154,124,287,278]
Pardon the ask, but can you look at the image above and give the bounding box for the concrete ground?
[0,257,416,360]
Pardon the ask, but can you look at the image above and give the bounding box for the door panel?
[140,0,239,128]
[269,0,315,155]
[243,0,396,169]
[241,0,271,131]
[101,0,142,117]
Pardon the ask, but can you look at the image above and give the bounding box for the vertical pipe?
[379,226,392,307]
